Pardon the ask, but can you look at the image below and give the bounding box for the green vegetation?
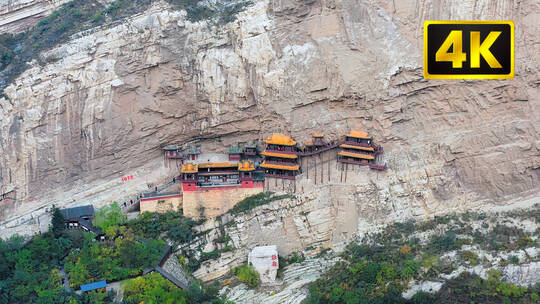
[51,207,67,238]
[303,206,540,304]
[434,270,540,304]
[93,202,127,232]
[232,264,260,288]
[127,210,201,246]
[122,273,234,304]
[0,230,117,303]
[0,203,223,303]
[64,232,164,288]
[122,272,188,303]
[227,192,294,214]
[0,0,252,95]
[460,250,479,265]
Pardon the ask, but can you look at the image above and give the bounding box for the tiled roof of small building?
[59,205,94,220]
[348,130,372,139]
[264,133,296,146]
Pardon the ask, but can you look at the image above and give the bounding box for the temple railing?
[264,148,298,155]
[298,142,340,156]
[264,173,296,180]
[337,157,369,166]
[369,164,387,171]
[263,160,299,167]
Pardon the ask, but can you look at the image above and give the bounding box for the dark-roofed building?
[60,205,103,238]
[60,205,94,221]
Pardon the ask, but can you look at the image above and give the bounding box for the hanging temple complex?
[139,130,386,218]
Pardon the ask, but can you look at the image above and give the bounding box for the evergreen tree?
[50,207,65,238]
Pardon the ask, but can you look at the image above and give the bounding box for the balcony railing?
[369,164,387,171]
[264,148,298,155]
[263,160,298,167]
[264,173,296,180]
[299,142,339,156]
[337,157,369,166]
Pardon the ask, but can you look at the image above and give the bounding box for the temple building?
[338,130,386,170]
[179,153,264,218]
[238,160,257,187]
[162,144,184,160]
[301,133,337,155]
[261,133,300,179]
[228,145,243,161]
[186,145,201,161]
[243,141,258,157]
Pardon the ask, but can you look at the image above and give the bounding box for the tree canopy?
[93,202,127,232]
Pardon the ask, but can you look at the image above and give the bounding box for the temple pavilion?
[180,152,261,190]
[228,145,243,161]
[243,141,258,156]
[301,133,337,155]
[162,144,184,160]
[186,145,201,161]
[238,160,257,186]
[261,133,300,179]
[338,130,385,169]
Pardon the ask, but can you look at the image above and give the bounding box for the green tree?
[122,273,188,304]
[51,207,66,238]
[232,264,260,288]
[93,202,127,232]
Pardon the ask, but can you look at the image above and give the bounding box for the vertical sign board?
[424,21,514,79]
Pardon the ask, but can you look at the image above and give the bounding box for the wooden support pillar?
[320,153,324,184]
[328,153,331,182]
[345,163,348,182]
[340,162,343,182]
[306,158,309,179]
[314,158,317,185]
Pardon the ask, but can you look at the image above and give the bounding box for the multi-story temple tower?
[338,130,385,170]
[261,133,300,179]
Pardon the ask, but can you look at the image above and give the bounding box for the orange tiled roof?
[338,150,375,160]
[262,151,298,159]
[198,162,237,168]
[181,163,199,173]
[348,130,371,139]
[339,144,375,152]
[264,133,296,146]
[238,160,255,171]
[313,133,324,138]
[260,161,300,171]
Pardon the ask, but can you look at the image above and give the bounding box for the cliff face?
[0,0,70,34]
[0,0,539,237]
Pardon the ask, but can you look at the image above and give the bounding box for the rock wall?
[0,0,70,34]
[139,194,182,213]
[183,185,264,218]
[0,0,539,238]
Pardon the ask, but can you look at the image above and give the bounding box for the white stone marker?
[248,245,279,283]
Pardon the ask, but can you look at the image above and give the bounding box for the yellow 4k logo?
[424,21,514,79]
[436,30,502,68]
